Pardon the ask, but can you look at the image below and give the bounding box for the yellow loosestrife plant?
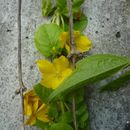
[23,0,130,130]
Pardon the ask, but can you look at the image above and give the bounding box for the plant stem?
[67,0,76,54]
[18,0,26,129]
[67,0,78,130]
[60,101,65,114]
[72,95,77,130]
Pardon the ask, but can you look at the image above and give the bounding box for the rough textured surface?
[0,0,130,130]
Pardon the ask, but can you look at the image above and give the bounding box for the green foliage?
[48,103,59,121]
[59,112,73,123]
[73,13,88,31]
[75,89,89,130]
[100,69,130,92]
[56,0,67,13]
[72,0,85,13]
[51,123,73,130]
[49,54,130,101]
[56,0,85,16]
[41,0,88,31]
[34,24,63,58]
[34,83,52,103]
[64,13,88,31]
[42,0,52,16]
[35,120,49,130]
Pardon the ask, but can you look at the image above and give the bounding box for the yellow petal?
[24,91,33,116]
[53,56,70,72]
[40,73,56,89]
[24,90,36,97]
[51,78,63,89]
[74,31,80,38]
[62,68,72,79]
[36,104,50,122]
[52,68,73,89]
[33,100,39,113]
[65,44,71,53]
[37,59,55,74]
[41,72,63,89]
[25,115,36,125]
[24,90,40,115]
[37,114,50,123]
[76,35,92,52]
[24,102,32,116]
[59,32,68,44]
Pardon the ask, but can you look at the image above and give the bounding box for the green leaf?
[34,24,63,58]
[35,120,49,130]
[59,112,73,123]
[56,0,85,17]
[100,69,130,92]
[56,0,68,16]
[34,83,52,103]
[76,104,87,116]
[51,123,73,130]
[56,0,67,10]
[48,103,59,121]
[72,0,85,13]
[42,0,52,16]
[49,54,130,101]
[74,14,88,31]
[64,13,88,31]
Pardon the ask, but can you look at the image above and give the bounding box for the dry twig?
[18,0,27,129]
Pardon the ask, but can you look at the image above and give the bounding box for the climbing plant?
[19,0,130,130]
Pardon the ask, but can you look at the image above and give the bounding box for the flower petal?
[62,68,73,79]
[24,102,33,116]
[37,114,50,123]
[74,31,80,38]
[76,35,92,52]
[25,115,36,125]
[36,104,50,122]
[37,59,55,74]
[53,56,70,72]
[59,32,68,44]
[40,73,56,89]
[52,68,73,89]
[24,90,40,116]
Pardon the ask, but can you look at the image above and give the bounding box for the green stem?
[64,102,70,112]
[72,95,78,130]
[60,101,65,114]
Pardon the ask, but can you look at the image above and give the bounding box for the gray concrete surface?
[0,0,130,130]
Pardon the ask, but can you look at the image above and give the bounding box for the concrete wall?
[0,0,130,130]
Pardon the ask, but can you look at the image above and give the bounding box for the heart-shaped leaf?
[35,23,63,58]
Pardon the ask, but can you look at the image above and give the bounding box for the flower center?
[55,71,62,79]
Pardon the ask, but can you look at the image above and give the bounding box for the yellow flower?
[37,56,73,89]
[24,90,49,125]
[60,31,92,53]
